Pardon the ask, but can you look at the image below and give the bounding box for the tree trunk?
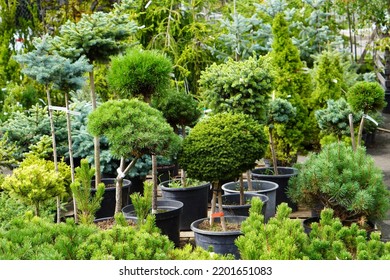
[239,174,244,205]
[357,115,365,147]
[65,91,78,223]
[152,153,158,214]
[269,127,278,175]
[45,87,61,223]
[89,70,101,187]
[115,158,125,214]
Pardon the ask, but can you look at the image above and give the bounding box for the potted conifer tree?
[153,88,208,230]
[287,142,390,233]
[251,98,299,211]
[179,112,268,258]
[87,98,183,246]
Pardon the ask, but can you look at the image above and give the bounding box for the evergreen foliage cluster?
[179,112,268,183]
[87,99,181,160]
[1,155,69,216]
[0,105,68,161]
[237,200,390,260]
[199,55,275,123]
[288,142,390,223]
[315,98,362,144]
[70,159,105,225]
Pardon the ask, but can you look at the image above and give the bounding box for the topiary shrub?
[152,88,202,134]
[107,48,173,103]
[287,142,390,224]
[347,81,387,114]
[179,112,267,184]
[178,112,268,222]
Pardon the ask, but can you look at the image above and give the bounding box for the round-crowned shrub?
[178,112,268,183]
[347,81,387,114]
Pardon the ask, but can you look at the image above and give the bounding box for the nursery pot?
[221,180,278,222]
[159,179,210,230]
[219,193,269,217]
[91,178,131,219]
[190,216,247,259]
[122,199,183,247]
[251,167,298,211]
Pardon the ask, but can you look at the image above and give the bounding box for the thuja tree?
[50,2,138,186]
[310,50,347,110]
[87,99,181,213]
[269,12,312,164]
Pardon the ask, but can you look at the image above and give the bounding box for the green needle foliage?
[152,88,202,133]
[130,181,153,226]
[2,156,68,216]
[199,55,275,123]
[236,201,309,260]
[288,142,390,223]
[347,81,387,114]
[87,99,181,160]
[70,159,105,225]
[269,12,312,163]
[315,98,362,145]
[107,48,173,103]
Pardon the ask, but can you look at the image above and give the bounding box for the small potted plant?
[178,112,268,258]
[346,81,387,146]
[287,142,390,233]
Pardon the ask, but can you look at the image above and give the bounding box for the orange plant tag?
[211,212,224,218]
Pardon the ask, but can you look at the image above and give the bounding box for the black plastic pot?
[159,179,210,230]
[91,178,131,219]
[221,180,278,222]
[219,193,269,217]
[190,216,247,259]
[251,167,299,211]
[122,199,183,247]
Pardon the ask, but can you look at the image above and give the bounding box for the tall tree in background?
[270,13,313,164]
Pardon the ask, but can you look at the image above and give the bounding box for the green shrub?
[347,81,387,114]
[179,112,268,183]
[288,142,390,223]
[236,201,309,260]
[2,156,69,216]
[70,159,105,225]
[107,48,173,103]
[199,55,275,123]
